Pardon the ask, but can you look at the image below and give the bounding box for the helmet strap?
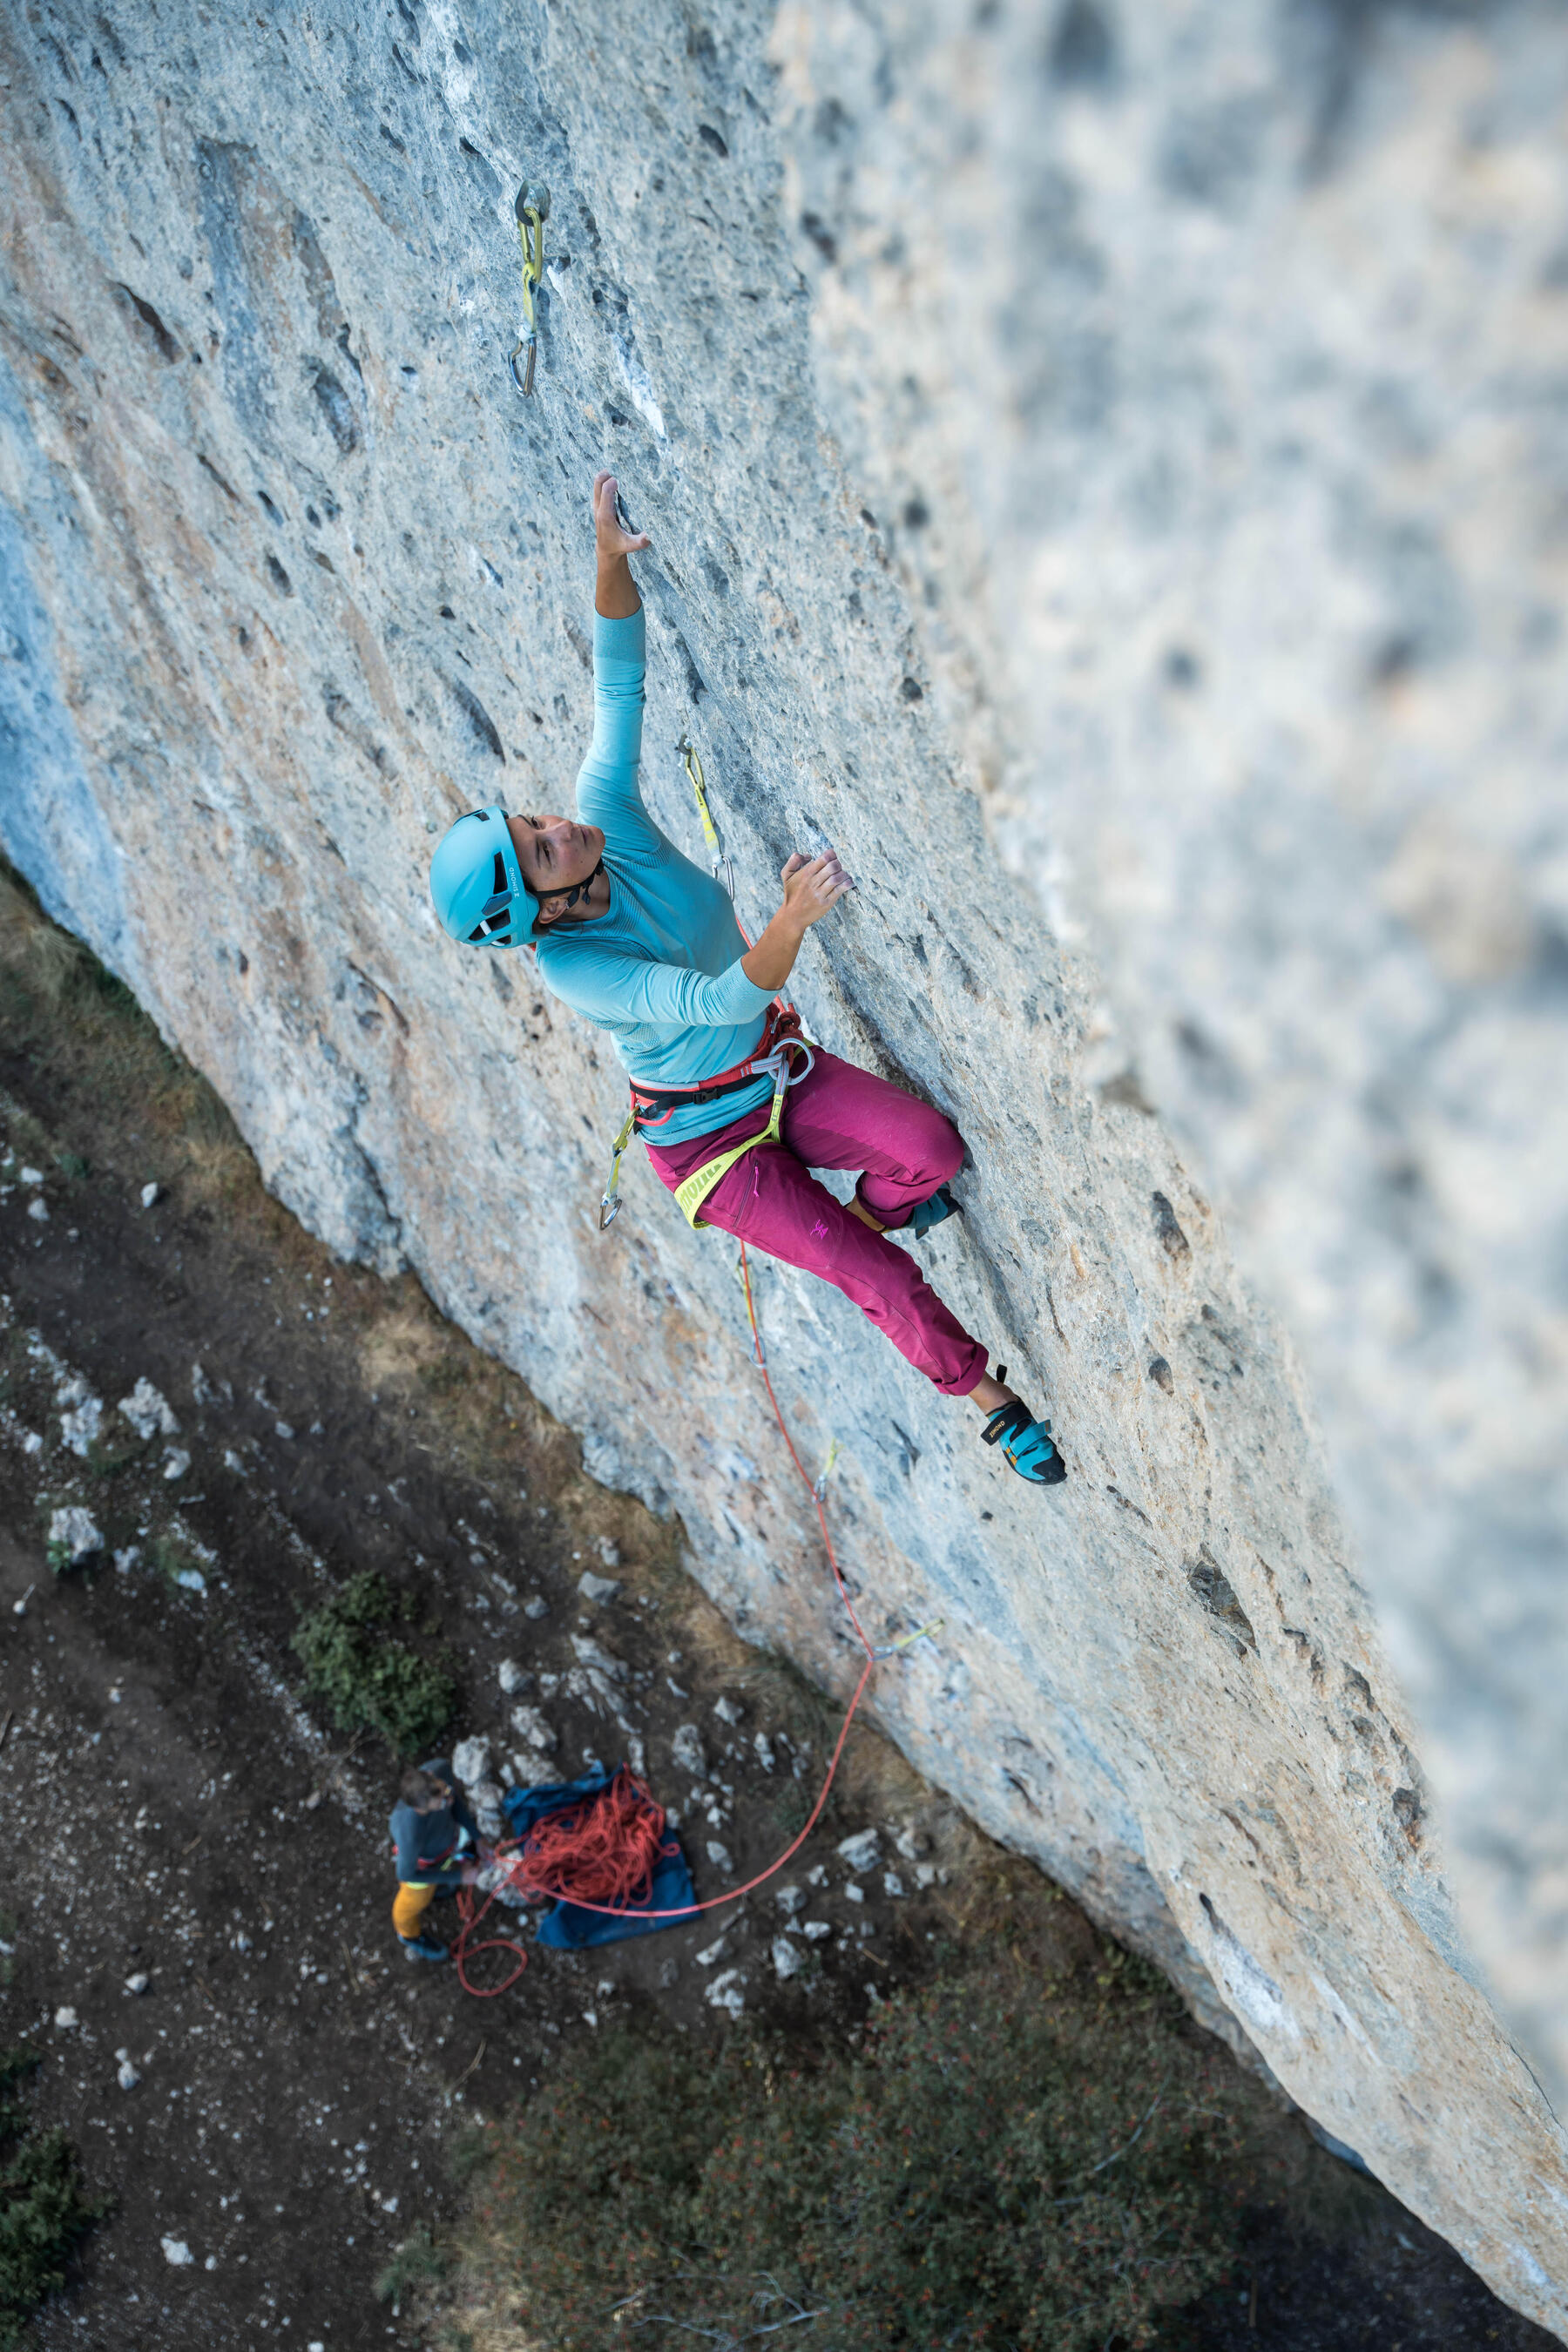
[533,854,605,924]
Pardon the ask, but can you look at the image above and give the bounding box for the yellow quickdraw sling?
[509,181,550,396]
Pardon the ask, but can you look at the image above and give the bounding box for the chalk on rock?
[772,1936,807,1982]
[671,1723,707,1779]
[140,1182,161,1210]
[836,1828,881,1873]
[497,1658,531,1695]
[451,1737,491,1788]
[510,1706,557,1754]
[578,1571,621,1605]
[118,1378,179,1440]
[160,2236,193,2267]
[713,1694,744,1726]
[706,1840,734,1876]
[48,1508,103,1569]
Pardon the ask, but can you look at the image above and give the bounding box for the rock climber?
[390,1759,483,1964]
[429,472,1064,1488]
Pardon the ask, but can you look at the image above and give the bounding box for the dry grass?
[0,863,255,1210]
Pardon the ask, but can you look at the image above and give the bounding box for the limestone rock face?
[1,0,1565,2325]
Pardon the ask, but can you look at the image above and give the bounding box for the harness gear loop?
[679,734,735,899]
[509,181,550,396]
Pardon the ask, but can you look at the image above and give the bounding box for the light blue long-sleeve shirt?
[534,605,774,1145]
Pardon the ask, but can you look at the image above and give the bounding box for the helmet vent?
[493,852,507,894]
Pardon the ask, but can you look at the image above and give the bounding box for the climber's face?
[507,811,605,923]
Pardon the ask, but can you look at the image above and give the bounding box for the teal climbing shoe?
[400,1935,449,1963]
[981,1396,1067,1487]
[907,1184,963,1240]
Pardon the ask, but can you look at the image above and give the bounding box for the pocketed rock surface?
[0,0,1565,2328]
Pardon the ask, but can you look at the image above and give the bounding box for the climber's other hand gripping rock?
[427,463,1067,1501]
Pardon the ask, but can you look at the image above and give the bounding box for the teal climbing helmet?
[429,806,533,949]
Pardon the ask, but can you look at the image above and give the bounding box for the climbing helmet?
[429,806,532,949]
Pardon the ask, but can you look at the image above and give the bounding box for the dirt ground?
[0,871,1556,2352]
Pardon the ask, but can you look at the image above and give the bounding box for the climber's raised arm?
[570,471,658,860]
[740,851,854,994]
[593,468,646,619]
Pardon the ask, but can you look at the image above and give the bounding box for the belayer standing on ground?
[429,472,1065,1488]
[390,1760,483,1963]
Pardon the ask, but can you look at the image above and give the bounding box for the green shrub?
[0,2048,106,2345]
[292,1571,454,1756]
[455,1953,1253,2350]
[375,2227,449,2316]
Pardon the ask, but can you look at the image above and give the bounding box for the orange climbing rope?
[449,1245,882,1996]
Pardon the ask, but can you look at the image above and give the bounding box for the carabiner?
[509,335,537,397]
[599,1189,623,1233]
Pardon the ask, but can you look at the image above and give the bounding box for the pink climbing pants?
[644,1049,988,1396]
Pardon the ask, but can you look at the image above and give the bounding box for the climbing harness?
[980,1365,1067,1486]
[679,735,735,899]
[446,1243,942,1997]
[598,1000,814,1231]
[509,180,550,396]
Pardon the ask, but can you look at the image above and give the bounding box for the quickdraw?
[509,180,550,396]
[679,734,735,898]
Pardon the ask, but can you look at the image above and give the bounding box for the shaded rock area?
[0,0,1564,2330]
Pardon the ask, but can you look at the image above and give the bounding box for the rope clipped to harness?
[509,181,550,395]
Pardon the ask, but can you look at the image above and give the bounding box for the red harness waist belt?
[628,1002,804,1130]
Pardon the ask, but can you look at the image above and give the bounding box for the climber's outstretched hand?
[780,848,855,931]
[592,470,650,557]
